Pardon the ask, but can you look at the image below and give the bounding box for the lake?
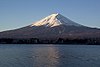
[0,44,100,67]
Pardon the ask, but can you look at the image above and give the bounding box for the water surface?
[0,44,100,67]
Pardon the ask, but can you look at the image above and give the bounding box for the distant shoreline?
[0,38,100,45]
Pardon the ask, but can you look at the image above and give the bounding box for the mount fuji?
[0,13,100,44]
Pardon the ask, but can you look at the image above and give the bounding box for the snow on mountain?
[31,13,81,27]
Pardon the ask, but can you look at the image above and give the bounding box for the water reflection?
[1,45,100,67]
[30,45,60,67]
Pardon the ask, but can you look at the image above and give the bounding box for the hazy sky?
[0,0,100,31]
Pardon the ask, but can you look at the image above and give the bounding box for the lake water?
[0,44,100,67]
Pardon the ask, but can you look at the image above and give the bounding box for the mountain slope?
[0,13,100,40]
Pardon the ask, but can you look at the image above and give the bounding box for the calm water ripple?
[0,44,100,67]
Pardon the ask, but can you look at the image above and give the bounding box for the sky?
[0,0,100,31]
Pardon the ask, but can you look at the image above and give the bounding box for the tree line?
[0,38,100,45]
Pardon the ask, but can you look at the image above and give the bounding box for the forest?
[0,38,100,45]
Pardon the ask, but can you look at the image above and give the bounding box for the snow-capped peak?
[31,13,81,27]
